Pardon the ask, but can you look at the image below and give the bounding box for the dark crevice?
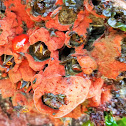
[43,64,48,71]
[92,0,101,6]
[59,46,75,61]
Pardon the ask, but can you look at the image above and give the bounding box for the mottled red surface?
[0,0,125,125]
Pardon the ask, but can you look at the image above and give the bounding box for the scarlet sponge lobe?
[12,34,29,53]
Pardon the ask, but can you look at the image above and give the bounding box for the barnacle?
[29,41,51,61]
[60,56,82,76]
[58,7,77,25]
[68,32,85,47]
[42,93,67,109]
[30,0,56,16]
[16,80,32,93]
[0,54,15,70]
